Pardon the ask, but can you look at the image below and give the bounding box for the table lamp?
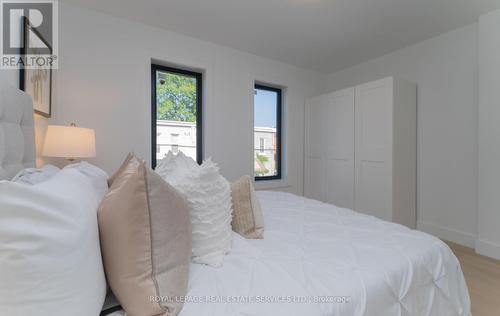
[42,123,96,162]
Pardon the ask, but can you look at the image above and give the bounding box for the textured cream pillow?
[98,155,191,316]
[156,152,233,268]
[231,175,264,239]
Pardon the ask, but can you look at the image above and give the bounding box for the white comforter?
[112,191,470,316]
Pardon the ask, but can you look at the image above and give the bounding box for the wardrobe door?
[354,78,393,221]
[304,95,326,201]
[324,88,355,208]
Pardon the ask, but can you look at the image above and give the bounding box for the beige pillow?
[230,175,264,239]
[98,155,191,316]
[107,152,134,186]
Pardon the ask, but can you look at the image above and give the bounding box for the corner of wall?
[475,239,500,261]
[417,221,476,248]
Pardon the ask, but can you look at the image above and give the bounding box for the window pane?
[155,69,198,163]
[254,86,280,178]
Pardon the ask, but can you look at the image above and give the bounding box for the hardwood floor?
[447,241,500,316]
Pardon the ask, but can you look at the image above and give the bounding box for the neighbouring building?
[254,126,277,177]
[156,120,277,176]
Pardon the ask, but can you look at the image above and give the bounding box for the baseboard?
[475,239,500,261]
[417,221,476,248]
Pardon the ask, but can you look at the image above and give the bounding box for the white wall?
[48,3,324,194]
[478,9,500,260]
[324,24,479,247]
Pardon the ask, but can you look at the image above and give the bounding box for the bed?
[1,85,471,316]
[105,194,471,316]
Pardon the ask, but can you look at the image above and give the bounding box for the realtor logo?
[1,0,58,69]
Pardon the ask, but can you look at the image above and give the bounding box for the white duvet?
[111,191,470,316]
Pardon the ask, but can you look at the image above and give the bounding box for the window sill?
[254,179,290,191]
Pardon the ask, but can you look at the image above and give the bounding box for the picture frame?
[19,17,52,118]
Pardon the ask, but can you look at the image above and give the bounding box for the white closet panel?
[304,95,326,201]
[324,88,355,208]
[304,77,416,228]
[354,78,393,221]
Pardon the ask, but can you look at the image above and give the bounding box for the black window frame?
[254,83,282,181]
[151,64,203,169]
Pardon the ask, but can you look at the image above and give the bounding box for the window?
[151,64,202,168]
[254,84,282,181]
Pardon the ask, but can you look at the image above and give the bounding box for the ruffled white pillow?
[156,152,233,267]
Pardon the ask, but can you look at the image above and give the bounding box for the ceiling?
[63,0,500,73]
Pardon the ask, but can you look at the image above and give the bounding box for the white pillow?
[65,161,109,196]
[0,166,108,316]
[11,164,60,184]
[156,152,232,267]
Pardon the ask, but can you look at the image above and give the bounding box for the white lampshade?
[42,125,96,159]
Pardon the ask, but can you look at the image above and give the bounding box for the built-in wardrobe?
[304,77,417,228]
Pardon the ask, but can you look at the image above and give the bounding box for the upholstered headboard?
[0,84,35,180]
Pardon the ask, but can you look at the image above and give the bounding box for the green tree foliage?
[255,153,269,176]
[256,153,269,164]
[156,72,197,122]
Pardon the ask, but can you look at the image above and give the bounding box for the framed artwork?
[19,17,52,118]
